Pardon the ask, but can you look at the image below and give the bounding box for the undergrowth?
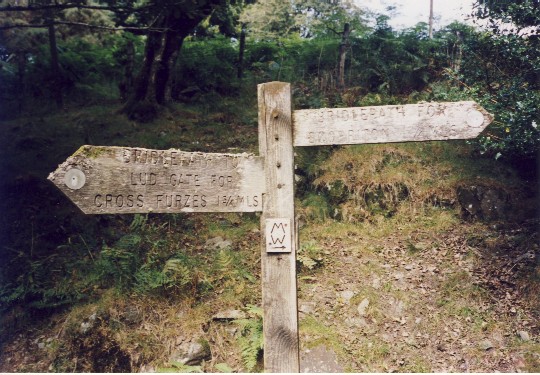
[234,305,264,371]
[297,141,526,224]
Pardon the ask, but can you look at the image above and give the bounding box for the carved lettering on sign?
[48,146,265,214]
[293,101,493,146]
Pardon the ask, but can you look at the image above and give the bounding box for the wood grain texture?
[293,101,493,146]
[48,146,265,214]
[258,82,300,372]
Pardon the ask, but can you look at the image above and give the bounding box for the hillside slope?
[0,99,538,372]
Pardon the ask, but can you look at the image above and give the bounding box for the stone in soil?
[517,331,530,342]
[357,298,370,316]
[170,339,211,366]
[300,345,344,373]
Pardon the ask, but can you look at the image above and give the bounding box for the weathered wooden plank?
[293,101,493,146]
[48,146,265,214]
[258,82,299,372]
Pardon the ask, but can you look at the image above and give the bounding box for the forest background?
[0,0,539,372]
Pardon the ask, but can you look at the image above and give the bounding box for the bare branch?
[0,3,127,13]
[0,21,167,33]
[325,24,340,36]
[55,21,168,32]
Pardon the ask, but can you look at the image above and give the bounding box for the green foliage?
[0,31,144,116]
[130,213,148,231]
[0,241,94,311]
[240,0,367,40]
[157,362,203,373]
[216,248,234,271]
[240,0,299,39]
[212,248,256,298]
[134,257,192,294]
[98,234,141,287]
[451,6,540,161]
[243,24,454,108]
[1,0,535,168]
[297,240,324,271]
[473,0,540,31]
[174,36,239,97]
[214,362,234,373]
[350,23,442,96]
[301,193,332,222]
[234,305,264,371]
[1,215,195,315]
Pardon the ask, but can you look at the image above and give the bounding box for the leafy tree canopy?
[240,0,367,40]
[472,0,540,34]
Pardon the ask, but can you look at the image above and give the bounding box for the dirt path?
[298,219,539,372]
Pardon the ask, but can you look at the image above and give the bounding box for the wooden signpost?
[258,83,299,372]
[48,81,493,373]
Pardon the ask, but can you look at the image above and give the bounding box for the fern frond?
[162,258,191,286]
[234,305,264,371]
[246,304,263,318]
[238,336,260,371]
[116,234,142,249]
[130,214,148,230]
[217,249,233,272]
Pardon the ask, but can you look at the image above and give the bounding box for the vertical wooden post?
[258,82,299,372]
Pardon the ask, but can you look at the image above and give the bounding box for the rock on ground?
[300,345,344,373]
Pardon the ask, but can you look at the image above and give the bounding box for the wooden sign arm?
[293,101,493,147]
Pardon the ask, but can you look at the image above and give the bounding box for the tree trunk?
[118,37,135,102]
[16,53,26,114]
[337,23,351,90]
[121,30,163,120]
[121,15,200,121]
[48,22,63,108]
[237,25,246,79]
[131,31,162,104]
[120,1,222,121]
[155,30,185,104]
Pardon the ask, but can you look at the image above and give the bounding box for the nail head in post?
[272,109,279,119]
[277,162,281,168]
[64,168,86,190]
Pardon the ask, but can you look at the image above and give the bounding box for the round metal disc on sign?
[466,109,485,128]
[64,168,86,190]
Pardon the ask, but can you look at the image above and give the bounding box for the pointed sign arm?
[48,145,265,214]
[292,101,493,147]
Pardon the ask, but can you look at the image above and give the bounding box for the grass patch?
[355,339,392,371]
[304,142,525,225]
[203,213,259,240]
[299,316,345,355]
